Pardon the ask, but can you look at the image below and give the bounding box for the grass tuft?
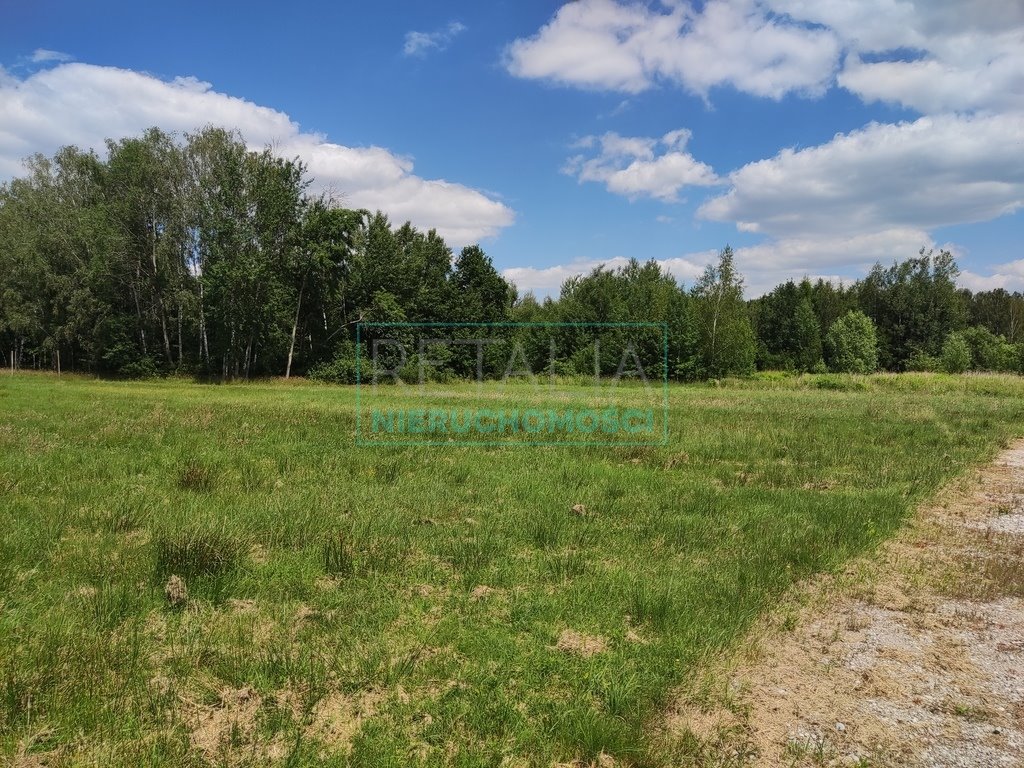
[323,531,355,577]
[177,457,217,492]
[153,528,240,578]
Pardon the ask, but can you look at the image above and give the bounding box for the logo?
[355,322,668,446]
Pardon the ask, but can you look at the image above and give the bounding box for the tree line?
[2,127,1022,382]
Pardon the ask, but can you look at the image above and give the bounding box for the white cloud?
[508,1,1024,113]
[732,229,936,272]
[403,21,467,57]
[30,49,73,63]
[838,48,1024,115]
[563,129,719,201]
[959,260,1024,293]
[699,113,1024,239]
[505,0,840,99]
[689,2,1024,283]
[504,1,1024,293]
[0,63,513,244]
[768,0,1024,114]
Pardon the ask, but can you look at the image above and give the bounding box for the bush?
[824,311,878,374]
[1013,343,1024,375]
[940,333,972,373]
[906,350,940,372]
[397,353,456,384]
[960,325,1016,371]
[308,341,363,384]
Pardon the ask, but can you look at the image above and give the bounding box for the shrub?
[308,341,363,384]
[824,311,878,374]
[960,325,1016,371]
[940,333,972,373]
[397,353,456,384]
[906,350,940,372]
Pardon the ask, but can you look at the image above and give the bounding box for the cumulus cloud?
[403,21,467,57]
[505,0,840,99]
[508,0,1024,114]
[699,113,1024,239]
[0,62,513,244]
[838,48,1024,115]
[691,1,1024,281]
[507,1,1024,292]
[563,129,719,201]
[960,261,1024,293]
[769,0,1024,113]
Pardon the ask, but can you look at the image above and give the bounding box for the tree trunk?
[160,302,173,365]
[199,280,210,364]
[177,300,183,366]
[285,277,305,379]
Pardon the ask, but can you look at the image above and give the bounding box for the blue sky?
[1,0,1022,296]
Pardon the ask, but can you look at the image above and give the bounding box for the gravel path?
[665,442,1024,767]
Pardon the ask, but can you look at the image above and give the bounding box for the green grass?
[1,371,1023,766]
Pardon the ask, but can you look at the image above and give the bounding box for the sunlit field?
[2,372,1023,766]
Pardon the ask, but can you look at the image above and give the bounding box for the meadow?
[2,372,1024,767]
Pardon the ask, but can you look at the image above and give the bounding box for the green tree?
[940,333,971,374]
[550,258,690,380]
[856,249,967,369]
[809,278,858,337]
[187,128,308,379]
[105,128,191,370]
[285,201,366,377]
[691,247,755,378]
[752,278,822,371]
[792,294,823,371]
[968,290,1024,345]
[450,245,514,323]
[824,310,879,374]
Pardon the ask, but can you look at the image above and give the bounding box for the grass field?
[2,372,1024,767]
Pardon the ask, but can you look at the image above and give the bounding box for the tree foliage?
[690,247,755,378]
[2,127,1023,381]
[856,249,966,369]
[824,311,879,374]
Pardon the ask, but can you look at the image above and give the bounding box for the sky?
[0,0,1022,297]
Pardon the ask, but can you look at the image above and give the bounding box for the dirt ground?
[663,441,1024,767]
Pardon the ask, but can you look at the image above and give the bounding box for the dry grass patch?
[309,689,383,754]
[555,629,609,658]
